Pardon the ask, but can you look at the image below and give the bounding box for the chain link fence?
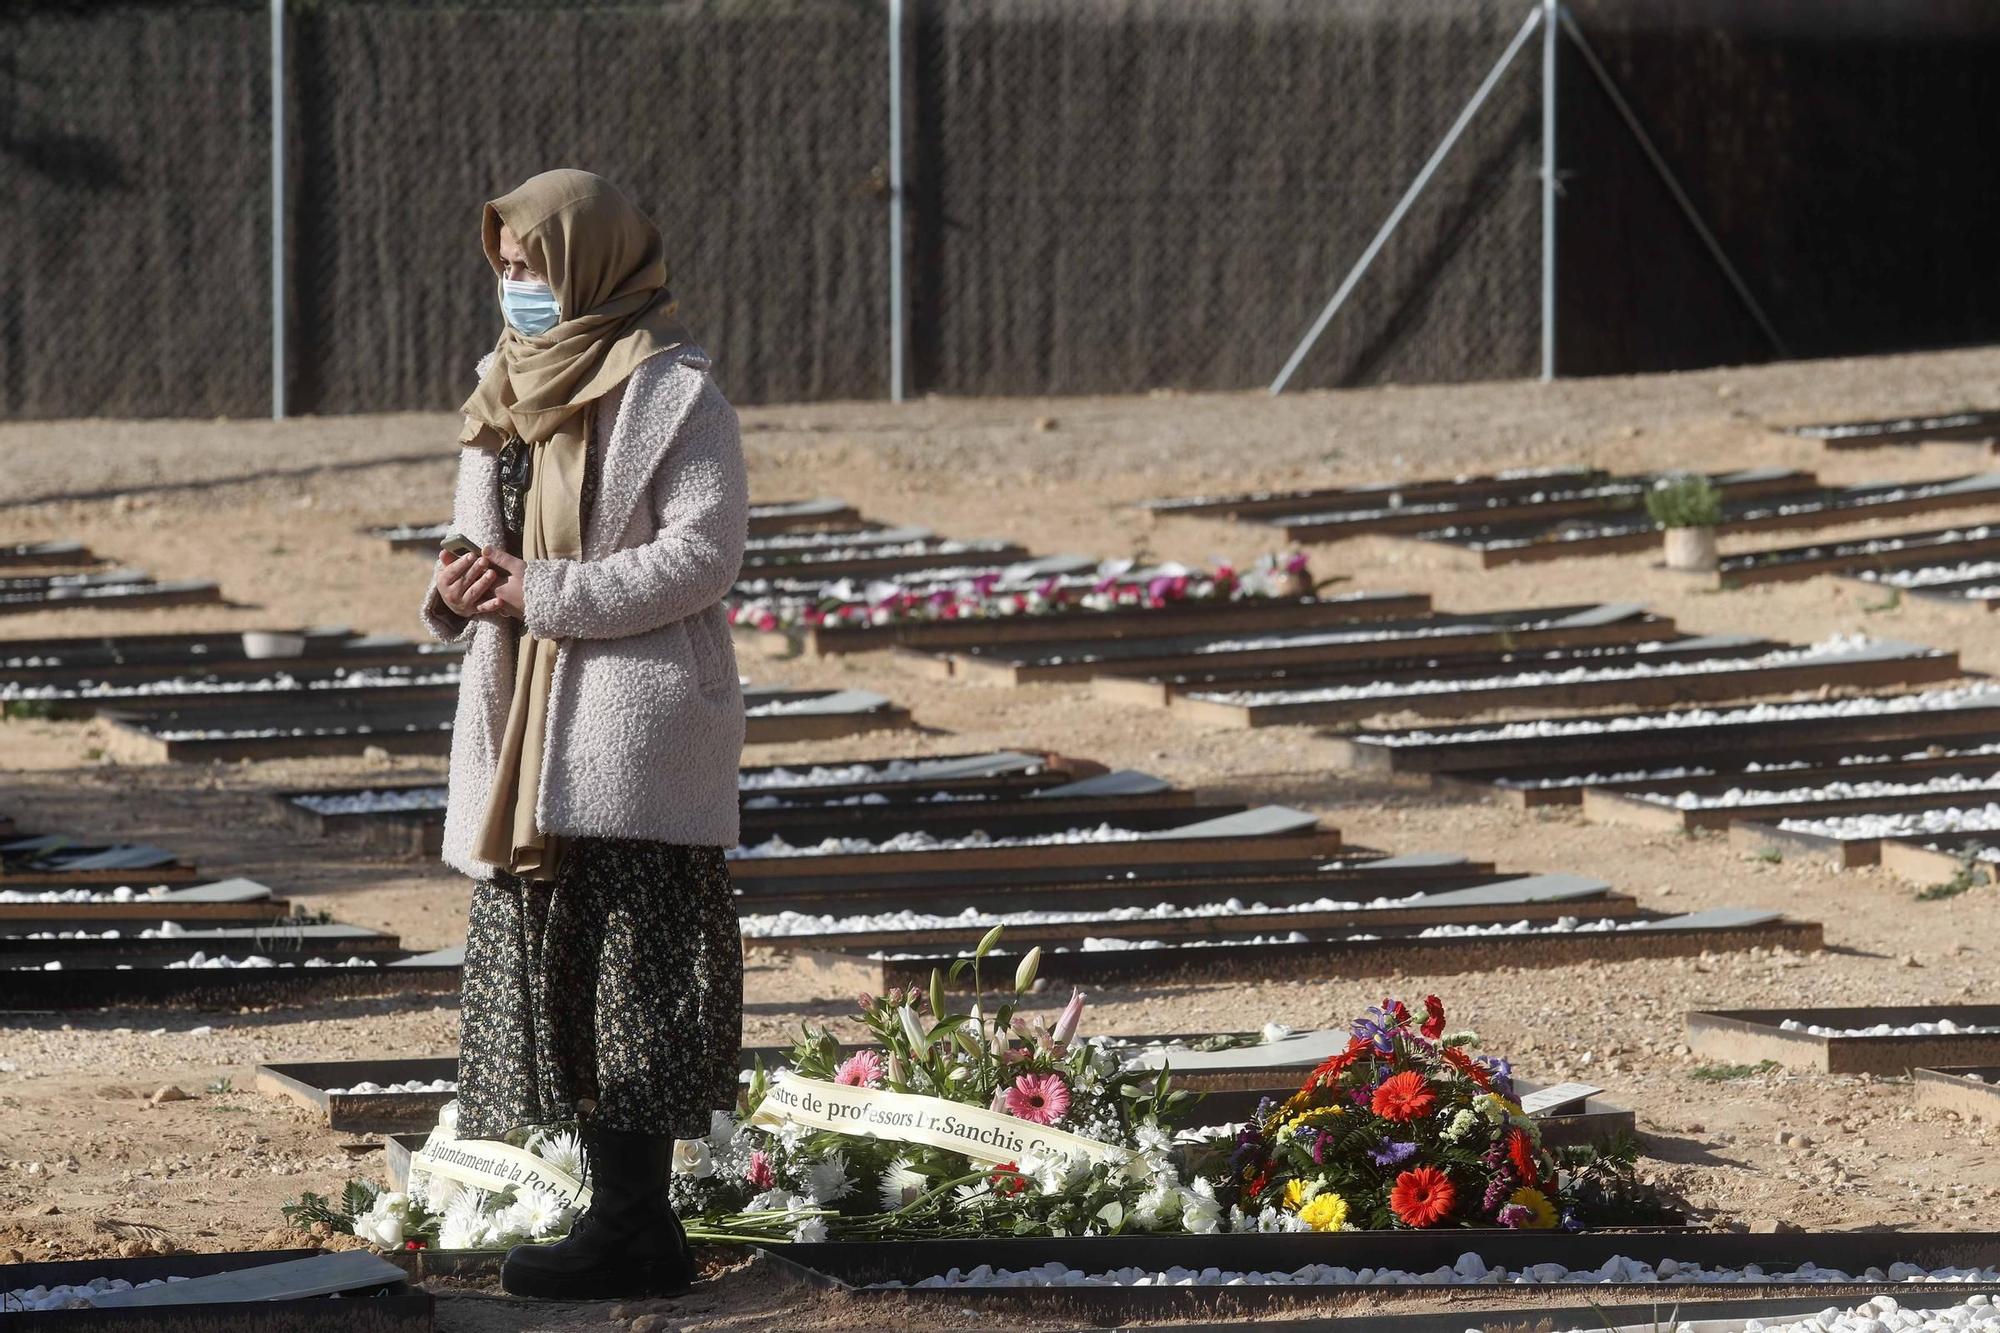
[7,1,2000,419]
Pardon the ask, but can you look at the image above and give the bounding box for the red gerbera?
[1507,1128,1540,1187]
[1440,1044,1493,1091]
[1370,1070,1438,1122]
[1420,995,1447,1040]
[1302,1036,1371,1092]
[1389,1165,1457,1228]
[988,1162,1028,1197]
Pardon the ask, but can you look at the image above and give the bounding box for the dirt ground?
[4,346,2000,1331]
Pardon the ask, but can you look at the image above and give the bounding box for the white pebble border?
[0,665,458,703]
[12,954,384,973]
[869,915,1655,959]
[1865,559,2000,589]
[1194,637,1891,708]
[883,1255,2000,1290]
[1361,686,2000,748]
[151,721,448,741]
[1779,1018,2000,1039]
[729,824,1148,861]
[1775,804,2000,841]
[1544,1293,1999,1333]
[1647,772,2000,811]
[0,884,172,905]
[4,1276,186,1312]
[323,1079,457,1095]
[739,892,1432,939]
[738,758,1039,791]
[291,787,449,815]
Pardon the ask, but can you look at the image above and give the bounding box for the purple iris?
[1369,1140,1418,1167]
[1352,1017,1396,1054]
[1479,1056,1516,1100]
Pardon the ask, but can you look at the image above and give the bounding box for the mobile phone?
[439,533,483,562]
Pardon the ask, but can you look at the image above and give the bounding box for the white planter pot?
[1663,526,1719,572]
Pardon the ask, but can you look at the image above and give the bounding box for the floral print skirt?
[457,838,742,1140]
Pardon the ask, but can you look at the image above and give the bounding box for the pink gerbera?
[1003,1072,1071,1126]
[746,1150,774,1190]
[835,1049,886,1088]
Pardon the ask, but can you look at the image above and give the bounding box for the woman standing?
[424,169,745,1300]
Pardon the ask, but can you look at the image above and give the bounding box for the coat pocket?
[683,607,736,696]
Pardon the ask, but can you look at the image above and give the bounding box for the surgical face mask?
[499,277,562,335]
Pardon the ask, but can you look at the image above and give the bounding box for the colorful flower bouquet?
[1215,995,1572,1232]
[287,964,1662,1250]
[727,552,1315,634]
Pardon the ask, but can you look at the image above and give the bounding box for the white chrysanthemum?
[531,1129,586,1180]
[1133,1182,1178,1230]
[777,1121,810,1152]
[438,1190,488,1251]
[806,1149,855,1203]
[1256,1205,1287,1233]
[876,1157,927,1211]
[1133,1122,1172,1154]
[747,1187,797,1214]
[505,1186,569,1238]
[791,1215,828,1243]
[953,1180,994,1210]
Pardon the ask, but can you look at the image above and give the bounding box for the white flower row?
[1362,686,2000,748]
[739,892,1432,938]
[1776,804,2000,841]
[886,1255,2000,1289]
[1779,1018,2000,1039]
[1194,636,1885,708]
[729,823,1148,861]
[325,1079,457,1095]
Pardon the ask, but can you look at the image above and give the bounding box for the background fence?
[4,0,1999,419]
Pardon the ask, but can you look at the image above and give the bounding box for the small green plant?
[206,1076,235,1095]
[1916,851,1991,901]
[1644,474,1722,529]
[2,700,55,721]
[83,746,104,761]
[1752,847,1784,865]
[1689,1059,1780,1082]
[1862,587,1902,614]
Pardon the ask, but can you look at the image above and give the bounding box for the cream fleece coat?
[421,346,747,876]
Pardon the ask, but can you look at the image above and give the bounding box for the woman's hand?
[470,547,527,620]
[435,550,496,618]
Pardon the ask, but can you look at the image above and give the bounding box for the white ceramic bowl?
[241,630,307,660]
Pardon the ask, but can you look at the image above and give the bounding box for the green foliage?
[205,1077,235,1094]
[282,1178,381,1231]
[1916,850,1991,900]
[1644,474,1722,529]
[1556,1132,1681,1227]
[1689,1059,1779,1082]
[2,700,55,720]
[1862,587,1902,614]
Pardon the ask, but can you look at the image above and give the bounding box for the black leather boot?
[500,1128,696,1299]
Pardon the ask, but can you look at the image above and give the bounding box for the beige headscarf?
[461,169,688,879]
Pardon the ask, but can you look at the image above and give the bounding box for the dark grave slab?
[0,626,364,682]
[745,497,863,535]
[742,687,913,743]
[99,698,453,763]
[940,601,1672,689]
[1,946,463,1010]
[0,570,224,615]
[1914,1065,2000,1120]
[746,872,1637,952]
[0,1248,427,1331]
[255,1057,459,1133]
[1785,408,2000,449]
[1715,522,2000,588]
[0,539,101,570]
[1137,466,1609,522]
[732,852,1511,915]
[369,521,450,552]
[729,806,1342,882]
[1158,636,1957,729]
[754,1228,2000,1319]
[0,839,196,887]
[757,590,1435,658]
[1259,467,1813,545]
[4,638,456,702]
[1334,693,2000,777]
[1425,472,2000,569]
[800,907,1820,992]
[1688,1006,2000,1073]
[0,878,288,925]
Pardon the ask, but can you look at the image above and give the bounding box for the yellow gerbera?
[1297,1191,1350,1232]
[1507,1186,1558,1229]
[1280,1178,1321,1212]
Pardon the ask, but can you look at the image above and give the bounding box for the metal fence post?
[886,0,907,403]
[1540,0,1558,381]
[270,0,287,419]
